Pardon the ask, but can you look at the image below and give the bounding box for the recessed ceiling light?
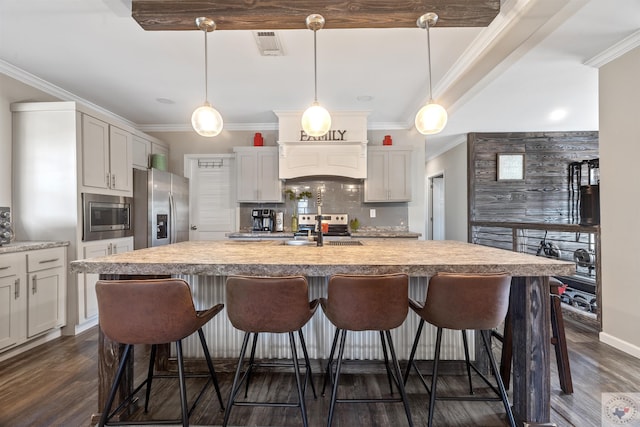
[549,108,567,121]
[156,98,175,105]
[357,95,373,102]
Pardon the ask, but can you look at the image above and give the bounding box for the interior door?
[186,156,235,240]
[430,175,445,240]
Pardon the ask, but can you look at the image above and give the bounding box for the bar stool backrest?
[325,273,409,331]
[421,273,512,330]
[226,275,313,333]
[96,278,202,345]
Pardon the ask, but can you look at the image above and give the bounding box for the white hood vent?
[275,111,369,179]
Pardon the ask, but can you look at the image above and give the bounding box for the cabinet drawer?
[27,248,65,272]
[0,253,26,278]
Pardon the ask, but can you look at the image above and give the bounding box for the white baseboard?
[600,332,640,359]
[0,329,62,363]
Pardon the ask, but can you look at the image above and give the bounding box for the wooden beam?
[132,0,500,31]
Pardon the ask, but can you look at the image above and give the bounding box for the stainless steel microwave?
[82,193,133,241]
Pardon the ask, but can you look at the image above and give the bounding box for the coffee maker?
[252,209,275,232]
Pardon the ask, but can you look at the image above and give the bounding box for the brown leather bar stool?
[404,272,516,427]
[95,278,225,427]
[223,275,319,427]
[321,273,413,427]
[498,276,573,393]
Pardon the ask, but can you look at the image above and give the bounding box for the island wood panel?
[132,0,501,31]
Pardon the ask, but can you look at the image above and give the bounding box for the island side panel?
[511,276,551,424]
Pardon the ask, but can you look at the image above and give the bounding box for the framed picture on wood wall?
[497,153,525,181]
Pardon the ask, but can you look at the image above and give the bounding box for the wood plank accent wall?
[467,131,599,228]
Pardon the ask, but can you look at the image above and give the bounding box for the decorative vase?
[254,132,264,146]
[383,135,392,145]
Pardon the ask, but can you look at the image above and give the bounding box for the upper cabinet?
[234,147,283,203]
[364,146,412,202]
[132,135,151,169]
[81,114,132,194]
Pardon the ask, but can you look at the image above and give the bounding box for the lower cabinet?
[0,253,27,351]
[0,246,66,352]
[78,237,133,322]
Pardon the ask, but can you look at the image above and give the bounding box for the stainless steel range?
[0,207,13,246]
[295,213,350,237]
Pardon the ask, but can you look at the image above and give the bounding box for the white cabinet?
[26,248,66,337]
[0,253,27,350]
[364,147,412,202]
[234,147,283,202]
[132,135,151,170]
[78,237,133,322]
[81,114,132,194]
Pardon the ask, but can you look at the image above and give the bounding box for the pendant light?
[301,14,331,137]
[415,13,448,135]
[191,17,223,137]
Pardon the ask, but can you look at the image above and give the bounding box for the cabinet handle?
[108,243,113,255]
[14,278,20,299]
[106,173,111,187]
[32,275,37,294]
[111,174,116,188]
[38,258,59,264]
[0,266,9,270]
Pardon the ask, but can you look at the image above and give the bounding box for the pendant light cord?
[203,27,209,102]
[313,28,318,103]
[426,21,433,103]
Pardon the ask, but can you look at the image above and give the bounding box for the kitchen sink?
[284,240,316,246]
[283,240,363,246]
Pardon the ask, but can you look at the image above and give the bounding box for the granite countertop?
[70,239,574,278]
[0,241,69,254]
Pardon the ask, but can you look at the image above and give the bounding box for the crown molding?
[584,29,640,68]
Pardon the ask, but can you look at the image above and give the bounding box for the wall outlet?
[370,209,376,218]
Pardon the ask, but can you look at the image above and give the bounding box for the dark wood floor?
[1,316,639,426]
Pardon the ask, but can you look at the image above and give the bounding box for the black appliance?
[252,209,275,232]
[295,213,350,237]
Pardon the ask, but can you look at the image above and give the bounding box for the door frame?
[427,172,445,240]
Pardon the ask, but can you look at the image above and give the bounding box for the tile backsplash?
[239,177,408,232]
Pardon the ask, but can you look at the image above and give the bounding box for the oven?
[295,213,351,239]
[82,193,133,241]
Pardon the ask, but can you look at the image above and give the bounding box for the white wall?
[425,142,468,242]
[599,46,640,357]
[0,74,58,206]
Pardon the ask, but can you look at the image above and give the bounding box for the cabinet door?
[0,272,26,350]
[109,126,133,193]
[236,150,259,202]
[82,114,110,190]
[132,135,151,170]
[387,150,412,201]
[80,242,110,321]
[364,150,388,202]
[257,150,283,202]
[27,266,64,337]
[112,237,134,254]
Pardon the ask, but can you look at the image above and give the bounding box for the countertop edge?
[0,241,70,254]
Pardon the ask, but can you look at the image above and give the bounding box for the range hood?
[275,111,369,179]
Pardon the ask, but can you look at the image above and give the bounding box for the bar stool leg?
[144,344,157,412]
[289,331,309,427]
[380,330,395,395]
[499,307,513,390]
[298,329,317,399]
[551,292,573,394]
[175,340,189,427]
[461,330,474,394]
[427,328,443,427]
[327,329,347,427]
[322,328,340,397]
[480,330,516,427]
[99,344,133,427]
[223,332,251,427]
[404,318,425,385]
[245,332,259,398]
[385,330,414,427]
[197,328,225,409]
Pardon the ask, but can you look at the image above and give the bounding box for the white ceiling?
[1,0,639,157]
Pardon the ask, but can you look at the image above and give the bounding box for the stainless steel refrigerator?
[133,168,190,249]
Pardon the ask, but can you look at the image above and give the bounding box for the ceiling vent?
[253,31,284,56]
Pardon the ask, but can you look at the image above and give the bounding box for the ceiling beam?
[132,0,500,31]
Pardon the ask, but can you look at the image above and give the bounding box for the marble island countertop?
[0,240,69,254]
[70,239,574,277]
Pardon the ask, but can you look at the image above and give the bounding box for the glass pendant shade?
[415,102,448,135]
[301,102,332,137]
[191,102,223,137]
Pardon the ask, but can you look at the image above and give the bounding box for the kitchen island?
[71,239,574,426]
